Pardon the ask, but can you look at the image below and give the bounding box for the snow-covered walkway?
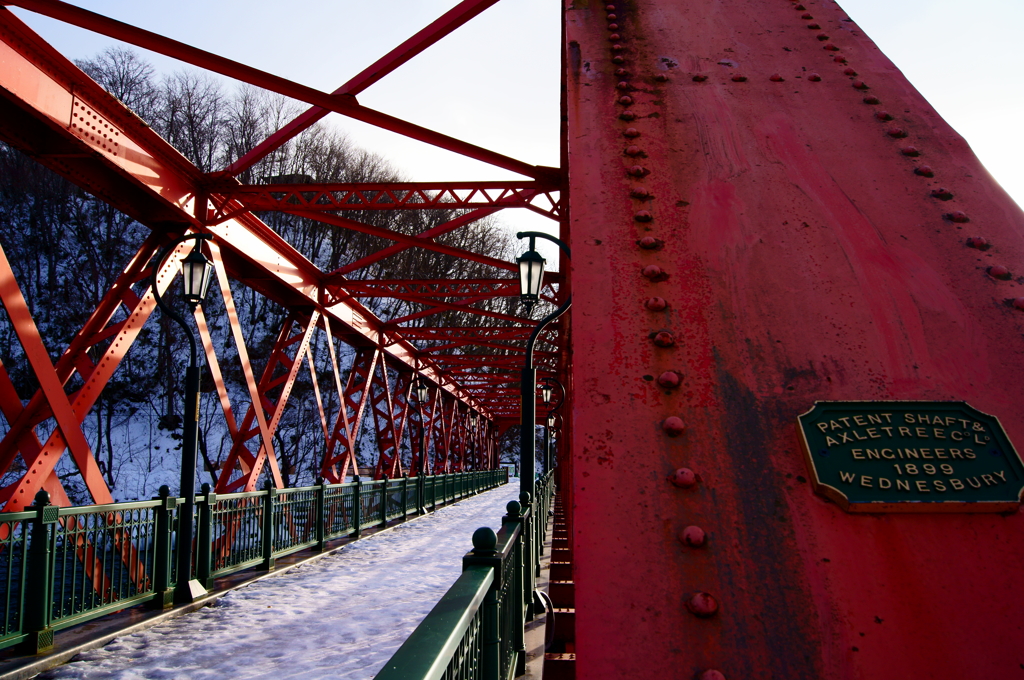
[40,483,521,680]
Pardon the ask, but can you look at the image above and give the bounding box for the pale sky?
[10,0,1024,267]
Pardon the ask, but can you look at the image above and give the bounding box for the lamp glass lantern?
[181,245,214,306]
[547,414,556,428]
[516,245,546,306]
[415,379,429,403]
[541,382,553,404]
[469,411,479,431]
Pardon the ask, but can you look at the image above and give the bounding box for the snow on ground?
[40,482,522,680]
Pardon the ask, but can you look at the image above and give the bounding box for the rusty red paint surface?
[566,0,1024,677]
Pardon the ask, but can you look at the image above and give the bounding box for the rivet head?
[1013,297,1024,311]
[912,163,932,174]
[655,73,669,82]
[930,187,954,200]
[687,592,719,617]
[834,55,848,63]
[987,265,1011,280]
[816,33,830,41]
[794,3,806,9]
[887,127,907,138]
[618,95,634,105]
[863,96,880,105]
[852,80,868,89]
[652,329,676,346]
[801,12,813,18]
[670,466,696,486]
[700,671,727,680]
[731,74,747,82]
[609,33,622,41]
[965,236,989,249]
[620,110,637,120]
[605,3,615,9]
[623,127,641,138]
[612,55,625,64]
[634,210,653,222]
[642,264,666,279]
[692,74,708,82]
[875,111,893,121]
[657,371,682,388]
[608,22,619,30]
[804,16,816,22]
[807,73,821,82]
[611,44,624,52]
[625,145,642,156]
[680,525,707,547]
[843,67,858,76]
[615,67,629,77]
[769,73,784,82]
[628,165,647,177]
[823,43,840,51]
[638,236,662,249]
[644,296,668,311]
[630,187,652,199]
[947,210,970,223]
[607,12,617,19]
[616,80,631,89]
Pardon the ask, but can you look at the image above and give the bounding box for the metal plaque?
[798,401,1024,513]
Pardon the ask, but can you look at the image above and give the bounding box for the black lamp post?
[516,231,571,503]
[539,376,565,475]
[151,233,214,605]
[413,378,429,477]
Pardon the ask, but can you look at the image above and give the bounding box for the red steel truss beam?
[320,348,378,484]
[6,0,556,182]
[227,0,504,175]
[371,367,412,479]
[0,9,490,418]
[210,181,561,220]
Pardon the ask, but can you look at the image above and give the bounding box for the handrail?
[0,467,509,655]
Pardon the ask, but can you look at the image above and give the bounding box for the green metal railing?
[0,468,508,655]
[375,471,555,680]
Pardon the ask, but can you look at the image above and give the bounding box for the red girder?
[370,366,412,479]
[320,348,378,484]
[210,182,561,221]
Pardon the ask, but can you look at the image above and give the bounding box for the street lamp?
[516,231,571,504]
[151,233,214,605]
[539,376,565,475]
[413,378,429,477]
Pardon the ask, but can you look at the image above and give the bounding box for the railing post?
[352,475,362,539]
[20,490,57,654]
[402,474,409,521]
[315,478,327,551]
[150,485,175,610]
[196,483,215,589]
[505,500,528,677]
[260,478,277,571]
[379,475,389,528]
[520,491,536,620]
[462,526,502,680]
[417,473,426,515]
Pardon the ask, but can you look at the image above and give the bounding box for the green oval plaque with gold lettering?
[797,401,1024,513]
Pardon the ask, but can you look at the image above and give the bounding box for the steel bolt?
[620,110,637,121]
[843,67,858,76]
[852,80,868,89]
[807,73,821,82]
[638,236,662,249]
[643,264,666,279]
[680,525,707,547]
[657,371,682,388]
[987,265,1011,280]
[875,111,893,121]
[644,296,668,311]
[655,73,669,82]
[670,467,696,487]
[634,210,653,222]
[1013,297,1024,311]
[700,671,727,680]
[965,236,988,249]
[625,145,642,156]
[930,188,954,201]
[628,165,647,177]
[693,74,708,82]
[731,74,748,82]
[863,96,880,105]
[770,73,785,82]
[687,592,719,618]
[887,127,907,138]
[624,127,641,138]
[947,211,970,223]
[652,330,676,346]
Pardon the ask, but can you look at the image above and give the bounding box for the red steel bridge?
[2,0,1024,678]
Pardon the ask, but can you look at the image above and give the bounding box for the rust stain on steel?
[566,0,1024,678]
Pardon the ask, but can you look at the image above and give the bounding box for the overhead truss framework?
[0,0,569,514]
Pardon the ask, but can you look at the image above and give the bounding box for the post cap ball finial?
[519,491,532,505]
[506,500,522,517]
[473,527,498,553]
[33,489,50,506]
